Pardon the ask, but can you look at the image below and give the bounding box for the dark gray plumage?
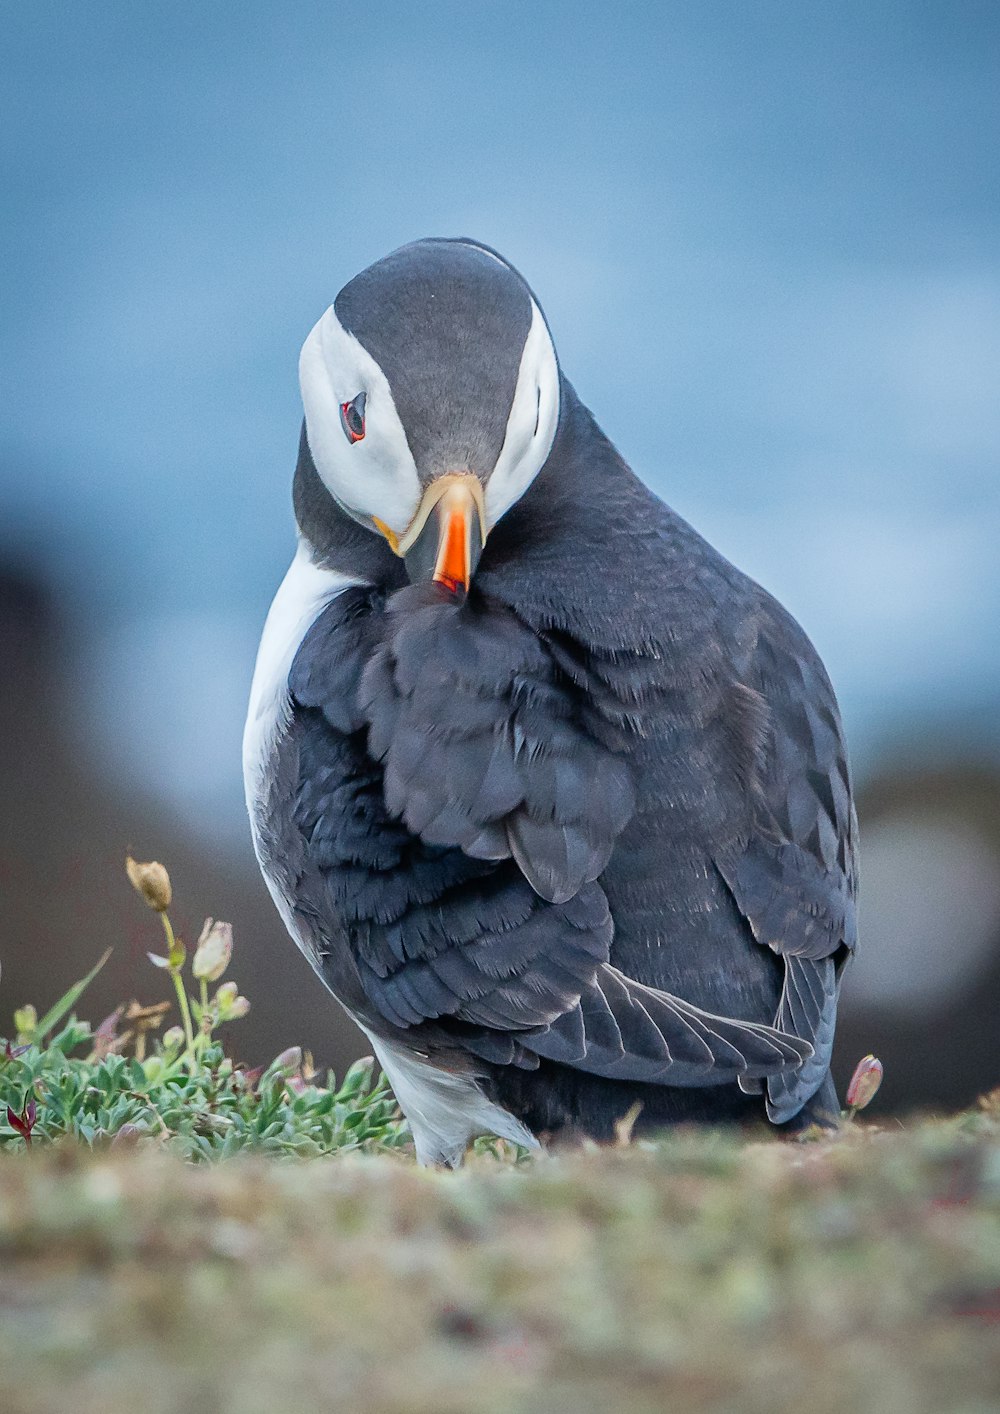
[249,238,858,1156]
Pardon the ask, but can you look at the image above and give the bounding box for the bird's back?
[471,388,856,1134]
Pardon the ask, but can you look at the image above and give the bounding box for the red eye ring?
[340,391,366,443]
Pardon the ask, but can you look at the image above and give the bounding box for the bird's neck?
[475,380,672,649]
[291,384,681,654]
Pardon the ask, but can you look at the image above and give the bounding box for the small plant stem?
[160,913,195,1062]
[171,973,196,1064]
[197,978,212,1060]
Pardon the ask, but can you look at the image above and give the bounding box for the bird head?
[298,238,561,594]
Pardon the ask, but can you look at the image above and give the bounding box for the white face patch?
[299,307,423,538]
[299,291,559,546]
[485,299,560,530]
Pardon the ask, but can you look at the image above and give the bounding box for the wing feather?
[526,964,811,1084]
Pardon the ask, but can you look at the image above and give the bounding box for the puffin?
[244,237,858,1166]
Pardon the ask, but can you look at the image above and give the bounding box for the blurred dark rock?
[835,763,1000,1112]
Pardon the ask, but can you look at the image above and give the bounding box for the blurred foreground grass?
[1,1104,999,1414]
[2,860,998,1412]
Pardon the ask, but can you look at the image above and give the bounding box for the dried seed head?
[125,1000,171,1027]
[125,857,172,912]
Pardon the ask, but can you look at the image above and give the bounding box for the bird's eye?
[340,391,366,444]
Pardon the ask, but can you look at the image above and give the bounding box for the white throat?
[243,540,359,830]
[485,299,560,529]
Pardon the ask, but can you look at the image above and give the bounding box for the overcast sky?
[3,2,998,835]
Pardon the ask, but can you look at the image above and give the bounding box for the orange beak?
[391,473,487,594]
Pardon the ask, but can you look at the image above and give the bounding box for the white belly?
[243,540,359,843]
[242,539,359,932]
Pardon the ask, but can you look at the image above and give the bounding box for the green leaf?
[33,950,112,1042]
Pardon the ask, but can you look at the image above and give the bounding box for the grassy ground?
[3,875,998,1411]
[2,1102,999,1414]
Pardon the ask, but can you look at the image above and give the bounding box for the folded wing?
[716,596,858,1121]
[290,584,811,1093]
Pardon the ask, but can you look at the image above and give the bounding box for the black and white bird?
[244,238,858,1165]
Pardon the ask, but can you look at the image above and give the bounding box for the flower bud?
[126,857,172,912]
[192,919,233,982]
[13,1005,37,1042]
[271,1046,302,1075]
[845,1054,884,1113]
[214,981,249,1021]
[111,1123,143,1150]
[162,1026,185,1051]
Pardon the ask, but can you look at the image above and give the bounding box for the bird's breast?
[243,542,362,868]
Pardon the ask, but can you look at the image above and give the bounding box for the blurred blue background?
[2,2,998,1105]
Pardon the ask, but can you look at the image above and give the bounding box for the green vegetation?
[1,859,408,1160]
[2,859,998,1412]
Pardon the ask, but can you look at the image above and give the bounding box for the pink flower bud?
[192,919,233,982]
[271,1046,302,1075]
[111,1124,143,1150]
[846,1054,884,1112]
